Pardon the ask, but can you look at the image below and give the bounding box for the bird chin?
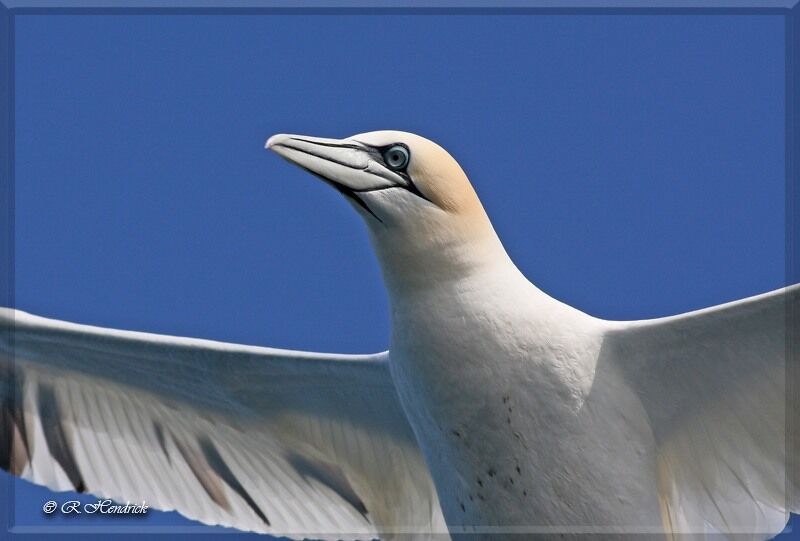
[357,188,437,230]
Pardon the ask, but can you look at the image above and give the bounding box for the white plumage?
[1,130,796,540]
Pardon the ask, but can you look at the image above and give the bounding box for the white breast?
[387,271,665,537]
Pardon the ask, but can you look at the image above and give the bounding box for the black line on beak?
[274,137,435,221]
[293,163,384,224]
[287,138,370,171]
[273,139,389,223]
[288,137,366,152]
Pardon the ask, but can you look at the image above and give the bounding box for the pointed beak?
[266,134,406,193]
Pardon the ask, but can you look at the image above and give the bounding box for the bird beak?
[265,134,407,193]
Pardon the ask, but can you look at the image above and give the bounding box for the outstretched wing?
[606,284,798,539]
[0,308,446,540]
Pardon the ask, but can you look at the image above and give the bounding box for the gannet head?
[266,131,511,290]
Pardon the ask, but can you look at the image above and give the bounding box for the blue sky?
[2,11,796,540]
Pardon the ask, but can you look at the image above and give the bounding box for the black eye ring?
[383,145,410,171]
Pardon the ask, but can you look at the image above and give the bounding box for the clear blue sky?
[2,12,796,540]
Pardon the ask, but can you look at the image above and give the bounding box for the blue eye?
[383,145,409,171]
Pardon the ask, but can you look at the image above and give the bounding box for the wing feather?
[607,284,798,539]
[0,308,446,539]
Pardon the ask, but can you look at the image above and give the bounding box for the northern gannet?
[1,130,796,540]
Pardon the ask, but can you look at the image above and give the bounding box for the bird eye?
[383,145,410,171]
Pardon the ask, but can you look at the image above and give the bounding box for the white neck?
[368,220,588,336]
